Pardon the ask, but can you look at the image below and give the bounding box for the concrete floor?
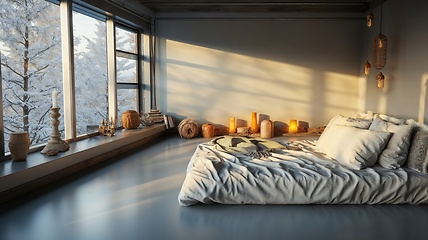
[1,136,428,240]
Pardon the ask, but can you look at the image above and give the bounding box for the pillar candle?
[52,89,58,108]
[229,117,236,133]
[250,112,259,133]
[289,120,298,134]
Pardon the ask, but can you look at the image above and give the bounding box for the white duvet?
[178,140,428,206]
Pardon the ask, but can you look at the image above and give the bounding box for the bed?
[178,114,428,206]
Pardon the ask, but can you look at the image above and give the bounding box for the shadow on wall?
[156,39,360,129]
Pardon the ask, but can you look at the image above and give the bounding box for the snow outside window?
[116,25,140,126]
[73,11,108,136]
[0,0,63,152]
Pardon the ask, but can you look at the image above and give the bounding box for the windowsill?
[0,124,167,203]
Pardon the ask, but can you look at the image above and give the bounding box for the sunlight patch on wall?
[159,39,360,127]
[323,71,359,118]
[358,76,367,114]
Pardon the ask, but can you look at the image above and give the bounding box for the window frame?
[115,23,144,117]
[0,0,151,160]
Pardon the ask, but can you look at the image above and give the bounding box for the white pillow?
[316,125,392,170]
[318,115,372,145]
[369,117,414,169]
[357,111,406,125]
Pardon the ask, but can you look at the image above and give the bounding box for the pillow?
[406,122,428,173]
[316,125,392,170]
[317,115,372,145]
[357,111,377,120]
[332,115,372,129]
[357,111,406,125]
[369,117,414,169]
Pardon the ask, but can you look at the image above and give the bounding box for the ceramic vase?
[260,120,274,138]
[122,110,140,129]
[202,124,215,138]
[9,131,30,161]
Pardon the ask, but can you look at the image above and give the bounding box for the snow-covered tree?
[0,0,62,149]
[0,0,141,151]
[115,27,139,118]
[73,17,109,134]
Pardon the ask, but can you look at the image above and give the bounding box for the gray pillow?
[406,123,428,173]
[369,117,414,169]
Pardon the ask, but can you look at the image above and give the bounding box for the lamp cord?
[379,0,383,34]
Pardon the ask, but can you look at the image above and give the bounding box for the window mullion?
[107,17,118,124]
[60,0,76,140]
[0,52,4,159]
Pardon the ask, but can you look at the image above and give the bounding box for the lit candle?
[289,120,298,134]
[52,89,58,108]
[250,112,259,133]
[229,117,236,133]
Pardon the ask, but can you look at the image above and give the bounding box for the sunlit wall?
[156,19,363,128]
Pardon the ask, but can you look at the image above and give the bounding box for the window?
[0,0,62,152]
[73,9,108,135]
[115,25,141,124]
[0,0,149,159]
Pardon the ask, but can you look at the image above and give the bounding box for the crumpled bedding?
[178,139,428,206]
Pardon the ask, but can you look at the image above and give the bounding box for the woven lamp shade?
[372,34,387,70]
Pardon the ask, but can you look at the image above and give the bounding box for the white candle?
[52,89,58,108]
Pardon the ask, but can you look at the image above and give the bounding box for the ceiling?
[111,0,380,14]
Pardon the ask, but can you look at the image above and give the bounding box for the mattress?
[178,139,428,206]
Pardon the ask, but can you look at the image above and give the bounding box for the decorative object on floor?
[202,124,215,138]
[376,72,385,89]
[98,118,116,136]
[178,118,199,139]
[260,120,274,138]
[366,12,374,27]
[149,109,164,123]
[289,120,298,134]
[41,108,70,156]
[250,112,259,133]
[229,117,236,133]
[372,0,387,89]
[307,126,326,135]
[237,126,250,134]
[163,115,175,129]
[121,110,140,129]
[9,131,30,161]
[298,121,309,133]
[141,113,154,126]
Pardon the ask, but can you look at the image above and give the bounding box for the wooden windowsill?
[0,124,167,205]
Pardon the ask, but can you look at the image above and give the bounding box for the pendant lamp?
[366,12,374,27]
[373,34,387,70]
[364,61,371,75]
[372,1,387,88]
[376,72,385,89]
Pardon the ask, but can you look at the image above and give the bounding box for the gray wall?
[361,0,428,123]
[155,0,428,129]
[155,16,364,129]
